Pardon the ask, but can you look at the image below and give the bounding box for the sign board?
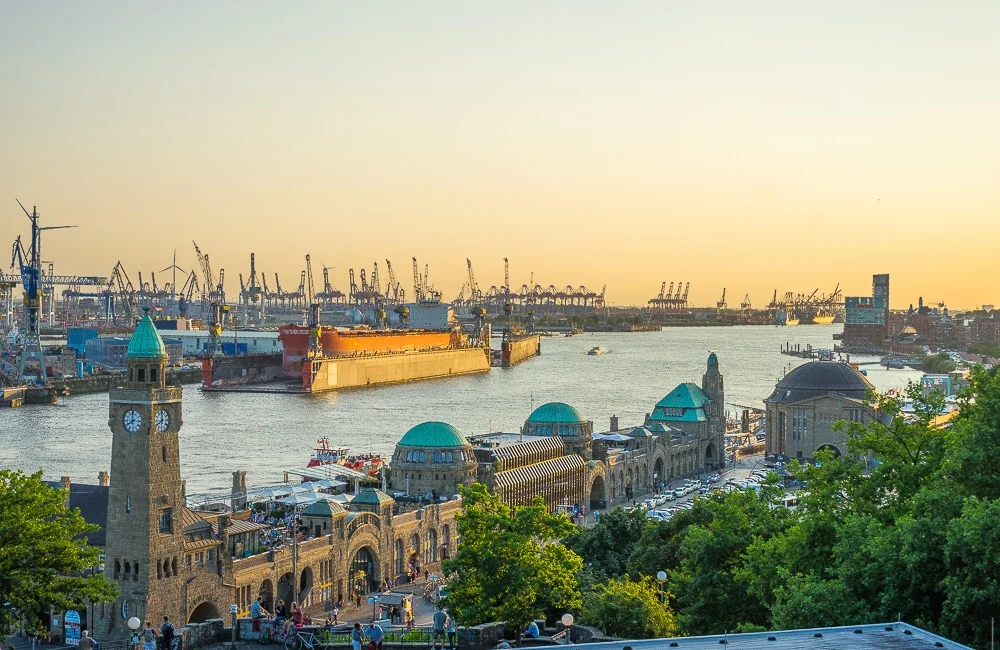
[65,610,81,646]
[230,604,238,614]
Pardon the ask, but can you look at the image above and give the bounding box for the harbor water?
[0,325,921,497]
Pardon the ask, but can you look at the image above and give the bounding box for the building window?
[791,408,808,442]
[849,408,863,423]
[419,452,425,462]
[151,368,158,382]
[162,446,168,462]
[195,552,204,567]
[159,508,173,534]
[138,368,145,383]
[433,452,439,463]
[126,495,131,513]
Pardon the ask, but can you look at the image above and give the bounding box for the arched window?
[396,539,404,575]
[115,559,121,577]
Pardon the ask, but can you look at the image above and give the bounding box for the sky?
[1,1,998,309]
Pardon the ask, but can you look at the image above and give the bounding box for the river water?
[0,325,920,497]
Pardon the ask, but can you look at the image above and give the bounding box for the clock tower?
[103,307,185,633]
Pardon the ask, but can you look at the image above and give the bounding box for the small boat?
[588,347,604,356]
[307,437,385,477]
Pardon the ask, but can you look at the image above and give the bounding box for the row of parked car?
[637,469,775,521]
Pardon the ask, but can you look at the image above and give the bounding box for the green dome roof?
[351,488,394,505]
[302,499,346,517]
[127,307,167,359]
[398,422,470,448]
[526,402,586,424]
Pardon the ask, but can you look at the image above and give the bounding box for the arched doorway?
[653,457,664,488]
[815,444,842,459]
[589,475,606,511]
[188,601,221,623]
[259,579,274,611]
[395,539,404,576]
[300,567,314,605]
[349,546,378,595]
[705,442,718,470]
[277,571,293,605]
[429,529,438,563]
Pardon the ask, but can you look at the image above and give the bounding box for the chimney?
[98,471,110,487]
[610,415,619,432]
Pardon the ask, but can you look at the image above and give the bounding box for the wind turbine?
[161,250,185,306]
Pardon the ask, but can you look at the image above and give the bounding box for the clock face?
[155,410,170,432]
[123,409,142,433]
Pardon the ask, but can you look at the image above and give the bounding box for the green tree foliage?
[441,483,582,637]
[0,470,117,637]
[921,352,956,374]
[564,506,646,581]
[579,576,676,639]
[594,367,1000,647]
[967,343,1000,359]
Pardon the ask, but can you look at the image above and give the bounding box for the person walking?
[431,605,448,649]
[250,596,267,634]
[79,631,94,650]
[141,622,157,650]
[445,611,456,650]
[159,617,174,650]
[350,623,363,650]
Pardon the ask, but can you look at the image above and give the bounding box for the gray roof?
[571,622,969,650]
[47,481,109,547]
[766,361,873,405]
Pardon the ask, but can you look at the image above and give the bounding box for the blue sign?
[65,610,81,646]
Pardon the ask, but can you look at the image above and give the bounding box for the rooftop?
[526,402,586,424]
[471,432,550,450]
[655,383,710,410]
[573,622,969,650]
[767,361,874,405]
[127,307,167,359]
[397,422,470,449]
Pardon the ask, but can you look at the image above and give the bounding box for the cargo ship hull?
[279,326,455,373]
[302,347,490,392]
[501,334,541,367]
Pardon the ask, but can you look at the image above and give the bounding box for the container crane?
[412,257,423,302]
[9,200,78,381]
[716,288,727,316]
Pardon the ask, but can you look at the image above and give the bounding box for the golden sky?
[2,2,998,309]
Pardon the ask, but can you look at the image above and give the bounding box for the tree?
[944,365,1000,498]
[579,576,677,639]
[441,484,582,639]
[564,506,647,581]
[0,470,117,638]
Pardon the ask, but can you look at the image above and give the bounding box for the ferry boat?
[588,346,604,356]
[307,437,385,477]
[785,315,800,326]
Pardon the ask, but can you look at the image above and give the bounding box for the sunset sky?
[2,1,997,309]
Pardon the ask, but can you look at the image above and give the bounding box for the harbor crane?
[740,293,752,318]
[717,288,727,315]
[9,200,81,382]
[412,257,423,302]
[179,271,200,317]
[238,253,264,323]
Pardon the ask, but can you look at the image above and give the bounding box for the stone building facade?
[764,361,875,461]
[387,353,727,513]
[95,310,458,634]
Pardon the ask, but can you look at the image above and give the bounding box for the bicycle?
[283,629,322,650]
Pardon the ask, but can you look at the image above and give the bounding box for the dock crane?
[384,259,405,304]
[9,201,78,381]
[740,293,752,318]
[716,288,727,316]
[466,258,481,307]
[412,257,423,302]
[179,271,200,317]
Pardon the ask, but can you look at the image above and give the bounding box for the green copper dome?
[707,351,719,367]
[127,307,167,359]
[526,402,586,424]
[398,422,470,448]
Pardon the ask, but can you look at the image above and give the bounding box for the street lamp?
[127,617,141,650]
[656,571,667,604]
[561,613,574,645]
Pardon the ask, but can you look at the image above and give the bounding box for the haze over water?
[1,325,919,496]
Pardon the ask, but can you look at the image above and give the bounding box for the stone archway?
[705,442,718,470]
[816,444,842,459]
[589,474,607,511]
[277,572,293,606]
[188,601,221,623]
[300,566,314,606]
[259,579,274,611]
[349,546,378,595]
[653,456,664,487]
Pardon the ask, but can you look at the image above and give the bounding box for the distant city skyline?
[2,2,997,308]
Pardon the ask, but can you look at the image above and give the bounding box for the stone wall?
[181,618,226,649]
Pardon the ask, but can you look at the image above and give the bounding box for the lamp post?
[560,613,574,645]
[127,617,141,650]
[656,571,667,604]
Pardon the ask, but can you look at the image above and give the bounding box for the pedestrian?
[367,621,384,650]
[424,569,429,582]
[350,623,363,650]
[142,622,157,650]
[445,611,456,650]
[159,617,174,650]
[332,604,339,625]
[432,605,448,649]
[250,596,267,634]
[79,631,94,650]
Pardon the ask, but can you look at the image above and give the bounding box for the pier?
[780,342,836,361]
